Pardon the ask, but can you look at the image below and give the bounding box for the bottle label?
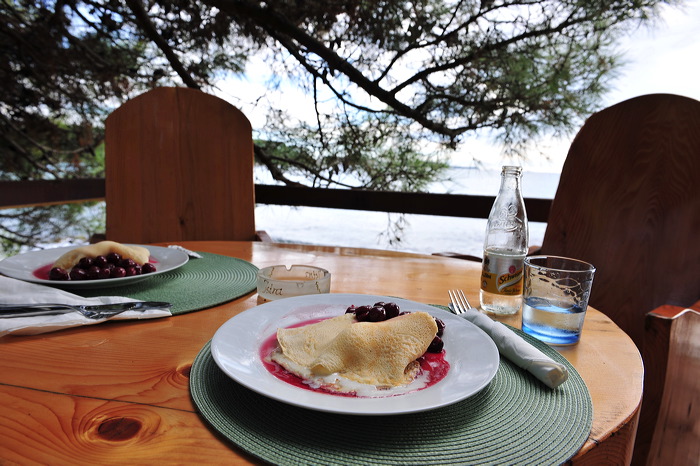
[480,255,523,295]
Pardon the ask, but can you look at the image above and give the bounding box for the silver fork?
[448,289,473,314]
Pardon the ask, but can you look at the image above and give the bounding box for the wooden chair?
[538,93,700,465]
[105,87,269,243]
[638,302,700,465]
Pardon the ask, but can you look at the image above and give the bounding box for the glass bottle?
[479,166,529,315]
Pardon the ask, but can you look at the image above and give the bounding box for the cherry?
[106,252,121,264]
[93,255,108,268]
[49,267,69,280]
[368,305,386,322]
[110,267,126,278]
[355,306,371,322]
[87,266,101,280]
[97,268,111,279]
[78,257,93,269]
[435,318,445,336]
[69,268,87,280]
[427,336,444,353]
[345,305,356,314]
[121,258,136,269]
[141,263,157,274]
[125,266,141,277]
[384,302,400,319]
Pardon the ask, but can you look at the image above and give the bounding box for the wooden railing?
[0,179,552,222]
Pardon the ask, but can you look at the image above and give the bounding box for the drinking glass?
[522,256,595,345]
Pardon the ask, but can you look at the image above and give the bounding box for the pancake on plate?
[271,311,438,389]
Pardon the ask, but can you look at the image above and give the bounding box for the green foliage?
[256,111,450,190]
[0,202,105,259]
[0,0,678,253]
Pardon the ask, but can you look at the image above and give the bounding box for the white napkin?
[0,276,172,337]
[459,308,569,389]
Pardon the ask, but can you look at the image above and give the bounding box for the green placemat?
[190,320,592,465]
[77,252,258,315]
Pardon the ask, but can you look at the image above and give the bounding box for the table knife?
[0,301,172,318]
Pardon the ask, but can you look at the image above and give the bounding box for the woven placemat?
[76,252,258,315]
[190,321,592,465]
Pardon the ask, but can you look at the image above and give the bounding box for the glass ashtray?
[256,265,331,301]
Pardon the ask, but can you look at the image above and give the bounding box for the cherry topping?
[427,336,444,353]
[78,257,93,269]
[384,302,400,319]
[48,252,156,281]
[120,258,136,269]
[87,266,101,280]
[69,268,87,280]
[368,305,386,322]
[355,306,371,321]
[93,255,108,268]
[344,301,446,355]
[106,252,121,264]
[435,318,445,336]
[49,267,69,280]
[141,263,157,274]
[110,267,126,278]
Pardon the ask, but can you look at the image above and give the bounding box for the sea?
[255,166,561,257]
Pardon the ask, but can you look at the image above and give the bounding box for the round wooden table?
[0,241,643,464]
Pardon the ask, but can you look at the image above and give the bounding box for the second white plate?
[0,244,189,289]
[211,293,499,415]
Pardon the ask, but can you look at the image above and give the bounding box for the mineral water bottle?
[479,166,529,315]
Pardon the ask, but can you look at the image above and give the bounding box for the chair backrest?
[638,303,700,466]
[540,93,700,350]
[105,87,256,243]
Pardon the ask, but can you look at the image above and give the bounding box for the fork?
[448,289,473,314]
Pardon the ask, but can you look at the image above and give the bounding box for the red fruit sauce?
[260,317,450,398]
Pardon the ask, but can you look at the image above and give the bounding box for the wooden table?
[0,241,643,464]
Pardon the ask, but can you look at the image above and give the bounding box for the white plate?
[211,293,499,415]
[0,245,189,289]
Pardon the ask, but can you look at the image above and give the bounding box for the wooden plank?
[0,179,105,209]
[254,185,551,222]
[0,179,551,222]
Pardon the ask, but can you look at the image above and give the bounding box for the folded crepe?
[272,311,438,387]
[53,241,150,269]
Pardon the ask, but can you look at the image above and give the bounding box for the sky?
[450,0,700,172]
[216,1,700,174]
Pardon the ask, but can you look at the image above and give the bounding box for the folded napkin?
[458,308,569,389]
[0,276,172,337]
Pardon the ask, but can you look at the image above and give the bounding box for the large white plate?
[0,244,189,289]
[211,293,499,415]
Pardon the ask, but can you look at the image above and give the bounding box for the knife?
[0,301,172,319]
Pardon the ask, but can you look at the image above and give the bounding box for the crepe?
[273,311,438,387]
[275,314,356,367]
[53,241,151,269]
